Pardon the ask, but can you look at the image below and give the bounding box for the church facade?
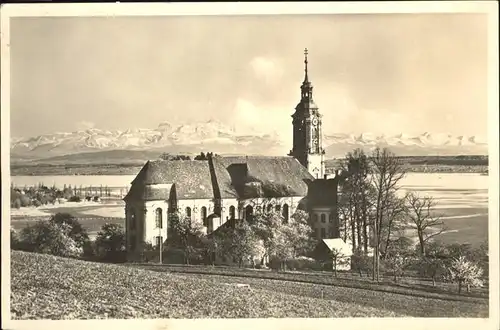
[124,49,350,261]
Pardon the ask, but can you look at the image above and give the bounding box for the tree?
[50,213,90,249]
[379,192,408,257]
[94,223,126,263]
[252,212,295,269]
[233,221,265,267]
[418,256,447,287]
[159,153,191,160]
[329,247,347,278]
[351,248,368,277]
[384,237,415,282]
[194,152,208,160]
[447,256,484,294]
[167,212,206,264]
[405,192,445,256]
[201,236,218,266]
[338,149,374,253]
[288,210,316,257]
[369,147,407,282]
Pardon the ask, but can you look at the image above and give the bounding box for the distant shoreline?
[10,163,488,176]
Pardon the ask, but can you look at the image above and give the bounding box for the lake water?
[10,172,489,247]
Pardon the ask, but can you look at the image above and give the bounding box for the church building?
[124,49,350,261]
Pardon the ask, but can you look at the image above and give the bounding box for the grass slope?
[176,273,488,318]
[11,251,403,319]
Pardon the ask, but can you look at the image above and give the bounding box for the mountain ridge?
[11,120,488,163]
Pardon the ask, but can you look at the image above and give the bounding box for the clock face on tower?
[312,118,318,126]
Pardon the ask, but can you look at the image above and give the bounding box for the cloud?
[76,121,96,130]
[249,56,284,84]
[231,98,292,143]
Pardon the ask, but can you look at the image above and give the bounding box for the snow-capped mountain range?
[10,120,488,162]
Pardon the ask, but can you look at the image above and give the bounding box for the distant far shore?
[10,156,488,176]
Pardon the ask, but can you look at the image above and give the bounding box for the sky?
[10,13,488,138]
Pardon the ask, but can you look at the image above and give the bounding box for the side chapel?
[124,49,352,261]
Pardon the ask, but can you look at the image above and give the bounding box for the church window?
[155,208,163,228]
[229,206,236,220]
[282,204,289,222]
[321,214,326,223]
[245,205,254,223]
[329,213,334,223]
[186,207,192,219]
[201,206,207,226]
[313,214,319,223]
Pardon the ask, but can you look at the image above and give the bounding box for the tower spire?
[303,48,309,83]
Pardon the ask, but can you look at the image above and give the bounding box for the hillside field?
[11,251,403,319]
[10,251,488,319]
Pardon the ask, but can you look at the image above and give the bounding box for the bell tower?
[288,48,325,179]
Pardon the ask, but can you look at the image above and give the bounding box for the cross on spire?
[303,48,309,83]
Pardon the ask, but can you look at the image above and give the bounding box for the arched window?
[155,208,163,228]
[267,204,273,213]
[186,207,192,218]
[129,208,136,230]
[329,213,334,223]
[275,205,281,213]
[229,206,236,220]
[321,214,326,223]
[245,205,254,223]
[282,204,289,222]
[313,214,319,223]
[201,206,207,226]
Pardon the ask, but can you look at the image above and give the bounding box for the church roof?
[126,160,215,200]
[125,155,313,202]
[211,157,239,199]
[220,156,314,197]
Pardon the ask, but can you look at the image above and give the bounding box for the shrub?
[418,257,447,286]
[11,228,21,250]
[68,195,81,202]
[94,223,126,263]
[285,256,321,271]
[351,250,372,277]
[261,181,296,198]
[18,220,83,258]
[20,195,31,207]
[12,198,22,209]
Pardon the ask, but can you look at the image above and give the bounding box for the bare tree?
[370,147,407,282]
[330,247,347,278]
[380,192,408,257]
[405,192,445,256]
[338,149,374,254]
